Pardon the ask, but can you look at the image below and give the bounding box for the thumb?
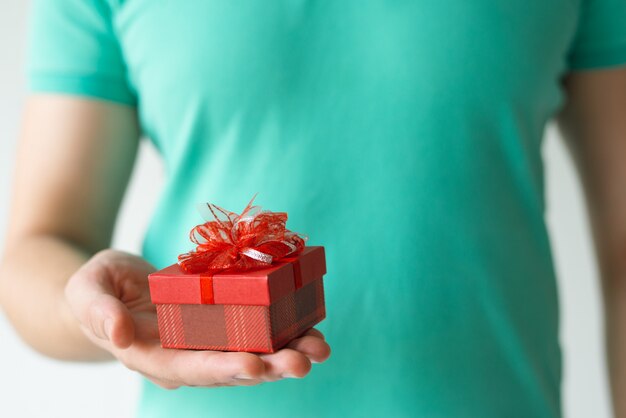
[86,293,135,349]
[65,255,136,350]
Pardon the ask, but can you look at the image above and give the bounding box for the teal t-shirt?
[28,1,626,417]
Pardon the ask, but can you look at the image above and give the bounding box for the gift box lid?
[149,246,326,306]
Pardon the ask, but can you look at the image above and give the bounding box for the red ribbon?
[178,196,307,275]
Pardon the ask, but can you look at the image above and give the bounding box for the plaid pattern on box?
[156,278,326,353]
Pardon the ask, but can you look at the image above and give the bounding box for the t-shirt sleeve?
[28,0,136,105]
[567,0,626,70]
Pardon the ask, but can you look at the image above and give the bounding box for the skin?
[0,67,624,404]
[0,95,330,389]
[557,67,626,416]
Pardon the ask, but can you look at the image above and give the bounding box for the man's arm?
[0,95,140,360]
[557,67,626,416]
[0,95,330,388]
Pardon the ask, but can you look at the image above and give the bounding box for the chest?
[112,1,580,147]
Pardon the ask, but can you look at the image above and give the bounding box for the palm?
[115,269,160,342]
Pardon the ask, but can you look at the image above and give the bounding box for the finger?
[259,348,312,380]
[119,341,266,386]
[302,328,325,340]
[286,334,331,364]
[141,371,263,389]
[91,294,135,349]
[65,261,135,349]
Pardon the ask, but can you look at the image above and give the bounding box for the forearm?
[597,243,626,418]
[605,286,626,417]
[0,234,112,361]
[0,97,140,361]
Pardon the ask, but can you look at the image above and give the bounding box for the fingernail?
[104,318,114,340]
[280,373,299,379]
[234,374,254,380]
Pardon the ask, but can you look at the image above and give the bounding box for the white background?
[0,2,611,417]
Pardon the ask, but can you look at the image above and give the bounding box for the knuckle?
[68,264,101,291]
[93,249,119,261]
[90,250,127,272]
[237,354,265,378]
[305,328,324,339]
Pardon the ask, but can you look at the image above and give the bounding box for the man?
[1,1,625,416]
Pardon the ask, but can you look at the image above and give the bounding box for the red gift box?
[149,246,326,353]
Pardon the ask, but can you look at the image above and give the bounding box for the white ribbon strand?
[241,248,273,264]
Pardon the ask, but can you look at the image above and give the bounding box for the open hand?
[65,250,331,389]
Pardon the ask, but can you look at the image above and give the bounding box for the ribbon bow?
[178,196,307,274]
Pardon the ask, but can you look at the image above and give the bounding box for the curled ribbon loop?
[178,196,307,274]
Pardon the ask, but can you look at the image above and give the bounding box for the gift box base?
[155,278,325,353]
